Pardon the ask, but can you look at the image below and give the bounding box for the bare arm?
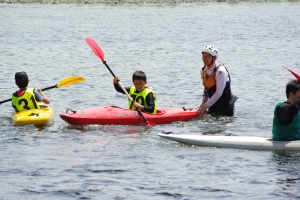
[37,88,50,104]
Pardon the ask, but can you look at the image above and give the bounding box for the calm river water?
[1,2,300,199]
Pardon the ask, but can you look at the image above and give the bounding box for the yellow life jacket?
[128,86,157,114]
[12,88,40,112]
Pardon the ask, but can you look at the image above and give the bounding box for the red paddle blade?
[283,66,300,81]
[146,121,156,127]
[85,38,105,62]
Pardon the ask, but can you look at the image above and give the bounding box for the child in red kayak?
[12,71,50,112]
[113,71,156,114]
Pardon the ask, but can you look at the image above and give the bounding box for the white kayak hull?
[158,133,300,151]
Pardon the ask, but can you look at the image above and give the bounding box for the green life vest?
[12,88,40,112]
[272,102,300,141]
[128,86,156,114]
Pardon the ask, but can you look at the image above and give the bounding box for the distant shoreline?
[0,0,273,4]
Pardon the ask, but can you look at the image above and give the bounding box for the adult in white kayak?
[272,79,300,141]
[113,70,157,114]
[12,71,50,112]
[198,45,238,116]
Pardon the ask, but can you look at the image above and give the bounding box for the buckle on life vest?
[66,109,76,114]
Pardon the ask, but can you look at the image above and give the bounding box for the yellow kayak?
[13,105,54,126]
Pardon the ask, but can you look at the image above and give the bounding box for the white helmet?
[202,45,218,57]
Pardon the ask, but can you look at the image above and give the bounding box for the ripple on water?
[0,2,300,199]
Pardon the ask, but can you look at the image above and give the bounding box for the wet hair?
[132,71,147,82]
[15,71,29,88]
[286,79,300,98]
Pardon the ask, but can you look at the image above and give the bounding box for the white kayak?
[158,133,300,151]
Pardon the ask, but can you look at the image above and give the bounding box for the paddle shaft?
[103,61,149,123]
[40,85,57,91]
[104,61,133,100]
[0,85,57,105]
[85,38,155,125]
[0,99,12,104]
[104,61,116,77]
[0,75,85,106]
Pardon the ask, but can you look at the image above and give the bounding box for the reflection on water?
[64,123,151,134]
[2,0,299,4]
[272,152,300,197]
[201,129,224,135]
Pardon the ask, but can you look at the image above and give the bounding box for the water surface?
[1,2,300,199]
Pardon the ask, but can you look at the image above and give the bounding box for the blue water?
[1,2,300,199]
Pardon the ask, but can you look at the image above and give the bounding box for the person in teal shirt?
[272,79,300,141]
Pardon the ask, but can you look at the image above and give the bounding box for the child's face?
[290,90,300,103]
[133,79,146,91]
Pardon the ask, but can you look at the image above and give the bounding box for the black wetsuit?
[202,66,238,117]
[276,96,300,125]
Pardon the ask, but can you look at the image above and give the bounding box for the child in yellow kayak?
[12,71,50,112]
[113,71,156,114]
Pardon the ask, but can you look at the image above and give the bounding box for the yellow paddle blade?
[57,76,85,87]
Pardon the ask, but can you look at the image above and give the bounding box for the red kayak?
[60,106,200,126]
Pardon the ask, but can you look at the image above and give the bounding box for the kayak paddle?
[85,38,156,126]
[0,76,85,105]
[283,65,300,81]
